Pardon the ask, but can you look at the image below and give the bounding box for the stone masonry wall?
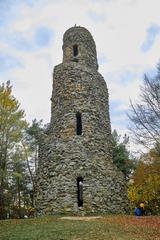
[36,26,129,215]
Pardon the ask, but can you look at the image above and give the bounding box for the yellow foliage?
[128,151,160,214]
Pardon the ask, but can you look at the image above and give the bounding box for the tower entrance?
[77,177,83,207]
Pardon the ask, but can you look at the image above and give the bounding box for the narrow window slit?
[73,44,78,57]
[76,112,82,135]
[77,177,83,207]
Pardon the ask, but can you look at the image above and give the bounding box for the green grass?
[0,215,159,240]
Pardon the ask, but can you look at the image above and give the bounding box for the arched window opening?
[77,177,83,207]
[73,44,78,57]
[76,112,82,135]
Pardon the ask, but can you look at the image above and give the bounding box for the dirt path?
[60,216,103,221]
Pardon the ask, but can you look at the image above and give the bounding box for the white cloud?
[109,76,141,103]
[10,51,53,123]
[0,0,160,152]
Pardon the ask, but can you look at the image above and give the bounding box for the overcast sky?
[0,0,160,151]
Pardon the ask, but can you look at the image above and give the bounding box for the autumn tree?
[128,64,160,153]
[128,148,160,214]
[0,81,27,219]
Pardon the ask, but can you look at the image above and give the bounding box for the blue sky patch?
[0,51,23,72]
[87,10,106,23]
[8,32,34,51]
[4,26,54,52]
[0,0,34,28]
[34,26,54,47]
[106,69,140,87]
[118,70,139,86]
[0,1,15,28]
[98,54,107,65]
[141,24,160,52]
[110,99,124,112]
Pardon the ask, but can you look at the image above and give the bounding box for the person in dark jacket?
[139,202,145,216]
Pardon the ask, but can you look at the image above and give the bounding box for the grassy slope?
[0,215,160,240]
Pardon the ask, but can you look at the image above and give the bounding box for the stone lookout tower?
[36,26,128,214]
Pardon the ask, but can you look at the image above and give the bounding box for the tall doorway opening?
[77,177,83,207]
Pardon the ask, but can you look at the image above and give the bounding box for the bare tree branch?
[128,65,160,152]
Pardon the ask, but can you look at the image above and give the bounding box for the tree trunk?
[0,180,6,219]
[17,178,21,218]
